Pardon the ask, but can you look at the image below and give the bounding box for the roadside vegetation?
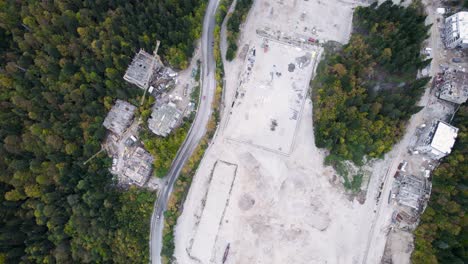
[312,1,431,189]
[160,132,211,264]
[141,119,193,178]
[191,60,202,106]
[0,0,204,262]
[412,106,467,264]
[160,3,230,262]
[141,58,203,178]
[216,0,235,70]
[160,88,221,263]
[225,0,253,61]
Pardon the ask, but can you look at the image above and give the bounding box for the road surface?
[149,0,220,263]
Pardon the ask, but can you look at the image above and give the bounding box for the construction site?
[173,1,465,264]
[174,0,379,263]
[148,102,183,137]
[224,40,319,155]
[376,2,467,263]
[101,42,202,189]
[123,41,179,96]
[124,43,196,138]
[436,69,468,104]
[102,100,154,187]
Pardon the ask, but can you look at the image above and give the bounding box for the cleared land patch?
[225,39,319,155]
[189,160,237,263]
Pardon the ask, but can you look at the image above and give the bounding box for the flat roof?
[123,50,159,89]
[103,100,136,136]
[430,121,459,155]
[148,102,182,137]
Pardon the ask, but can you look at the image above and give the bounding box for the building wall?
[444,12,468,49]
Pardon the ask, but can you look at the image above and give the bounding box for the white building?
[416,121,459,160]
[444,12,468,49]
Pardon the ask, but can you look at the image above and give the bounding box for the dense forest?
[0,0,205,262]
[225,0,253,60]
[313,1,431,168]
[412,106,467,264]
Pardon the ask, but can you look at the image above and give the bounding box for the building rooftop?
[396,175,427,211]
[103,100,136,136]
[123,49,161,89]
[430,121,459,156]
[123,147,154,186]
[148,102,182,137]
[439,70,468,105]
[446,12,468,44]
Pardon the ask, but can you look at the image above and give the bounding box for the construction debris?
[103,100,155,188]
[436,69,468,105]
[392,174,429,212]
[123,41,178,98]
[121,147,154,186]
[256,27,319,51]
[103,100,137,137]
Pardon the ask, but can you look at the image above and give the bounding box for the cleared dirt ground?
[173,0,402,263]
[225,41,318,155]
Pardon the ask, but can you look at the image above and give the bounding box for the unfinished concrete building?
[124,49,162,89]
[122,147,154,186]
[103,100,137,136]
[394,174,428,212]
[415,121,459,160]
[443,11,468,49]
[437,70,468,105]
[148,102,182,137]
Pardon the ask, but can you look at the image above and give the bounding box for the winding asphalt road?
[149,0,220,263]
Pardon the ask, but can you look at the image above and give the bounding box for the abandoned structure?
[103,100,155,187]
[443,11,468,49]
[437,70,468,104]
[124,49,162,89]
[414,120,459,160]
[121,147,154,186]
[393,174,428,212]
[103,100,137,137]
[148,102,183,137]
[123,41,179,99]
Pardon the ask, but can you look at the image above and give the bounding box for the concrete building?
[395,174,427,211]
[123,147,154,186]
[415,121,459,160]
[124,49,162,89]
[443,12,468,49]
[148,102,183,137]
[437,70,468,105]
[103,100,136,136]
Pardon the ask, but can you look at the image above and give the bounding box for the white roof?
[430,121,459,155]
[448,12,468,42]
[437,8,446,15]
